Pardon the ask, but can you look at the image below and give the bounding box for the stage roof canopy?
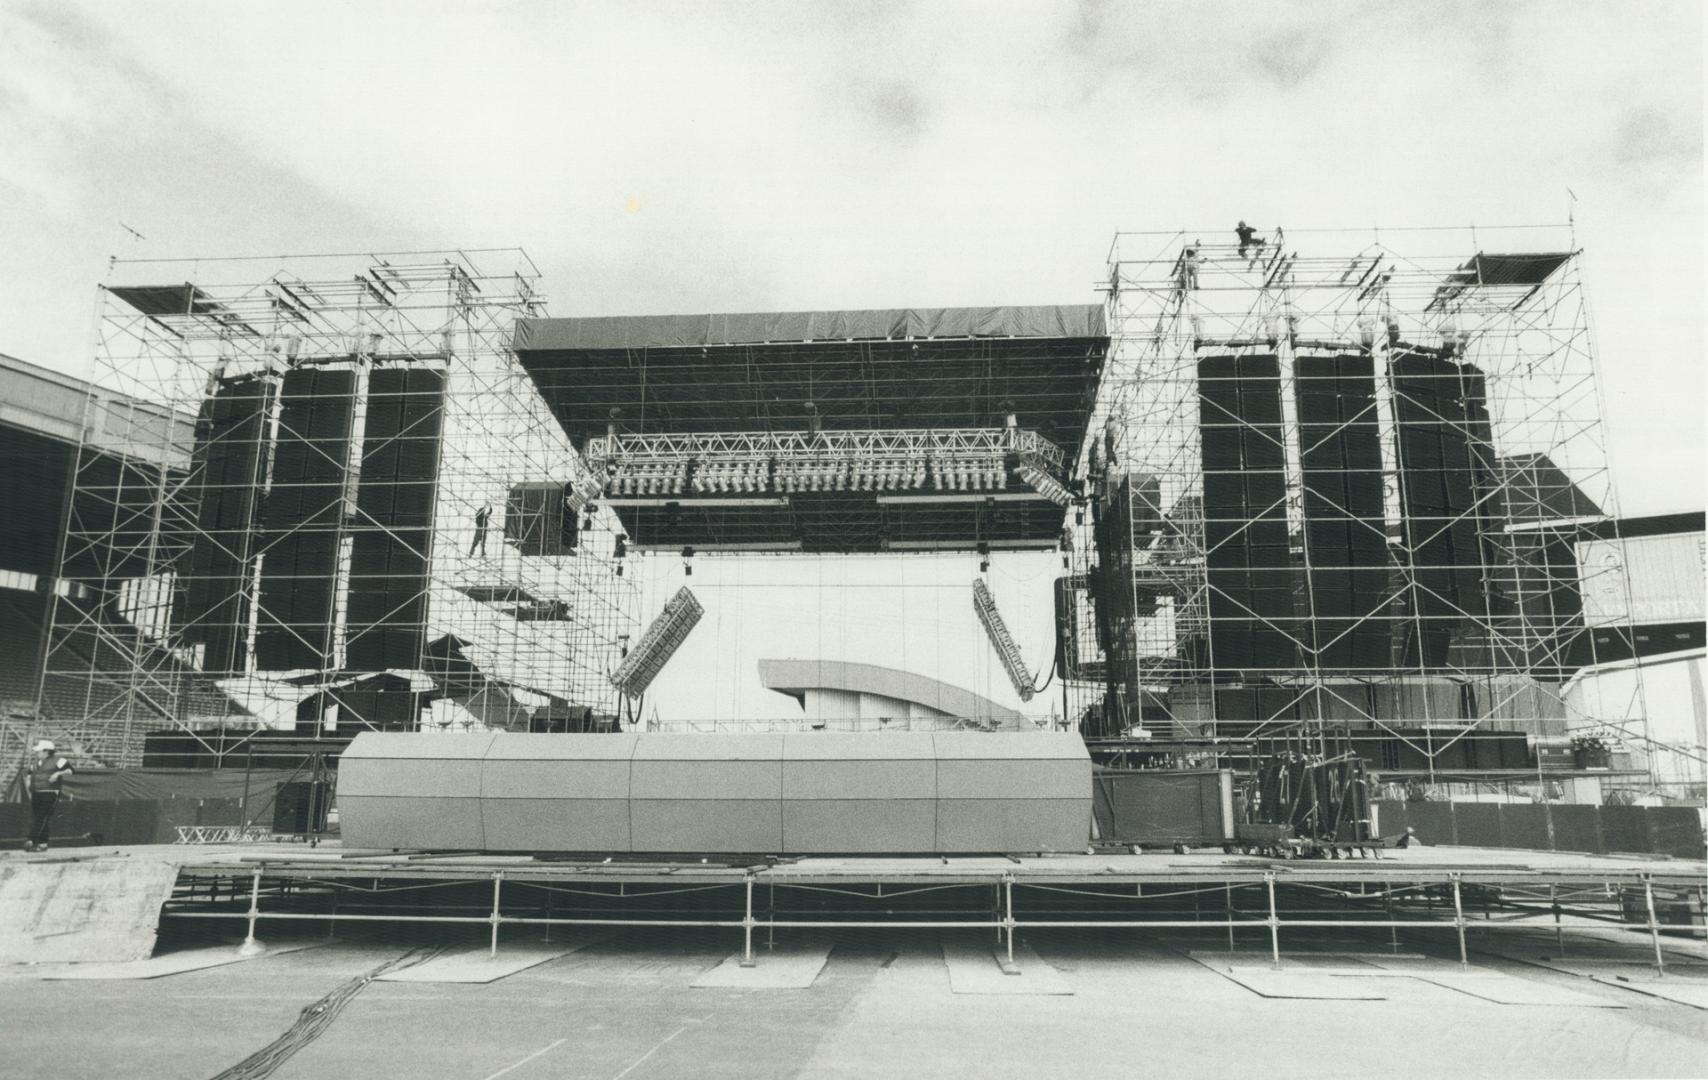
[512,304,1108,451]
[513,305,1109,554]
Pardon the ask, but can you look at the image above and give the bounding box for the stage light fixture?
[1357,316,1376,349]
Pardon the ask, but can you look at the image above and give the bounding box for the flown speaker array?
[1197,353,1296,671]
[177,374,274,674]
[1389,346,1492,667]
[345,367,445,673]
[255,368,356,671]
[1294,351,1390,669]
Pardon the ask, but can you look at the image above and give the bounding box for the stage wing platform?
[512,306,1108,553]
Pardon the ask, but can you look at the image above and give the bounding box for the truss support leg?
[1387,882,1398,955]
[1644,877,1666,978]
[1452,875,1467,970]
[1552,885,1564,959]
[489,872,503,958]
[238,868,265,957]
[1003,876,1017,972]
[1226,884,1236,952]
[741,876,757,968]
[1266,873,1280,970]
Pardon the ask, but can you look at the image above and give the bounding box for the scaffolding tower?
[1069,224,1650,779]
[27,251,638,767]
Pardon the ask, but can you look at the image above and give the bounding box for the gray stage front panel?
[630,733,786,760]
[486,733,641,760]
[483,759,632,800]
[629,799,784,852]
[935,759,1091,800]
[481,798,631,852]
[337,730,1094,854]
[782,799,937,852]
[338,732,495,800]
[334,724,491,792]
[930,731,1088,757]
[781,732,939,760]
[340,759,487,799]
[342,732,500,758]
[935,799,1091,853]
[339,795,484,850]
[630,760,783,800]
[781,759,937,800]
[931,731,1091,765]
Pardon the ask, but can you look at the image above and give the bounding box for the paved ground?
[3,921,1705,1080]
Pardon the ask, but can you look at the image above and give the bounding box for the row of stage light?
[602,452,1068,503]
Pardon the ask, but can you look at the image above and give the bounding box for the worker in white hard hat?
[24,739,74,852]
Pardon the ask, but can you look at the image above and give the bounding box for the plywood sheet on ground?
[691,939,834,989]
[0,854,181,963]
[942,938,1071,995]
[378,938,598,984]
[1417,972,1625,1007]
[1207,968,1391,1000]
[36,942,323,980]
[1590,975,1708,1009]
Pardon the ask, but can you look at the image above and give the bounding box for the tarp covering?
[1091,768,1232,844]
[63,767,299,802]
[514,305,1108,352]
[0,768,306,847]
[1373,800,1705,859]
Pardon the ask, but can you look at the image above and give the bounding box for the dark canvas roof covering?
[512,305,1108,453]
[514,304,1106,351]
[1429,252,1575,309]
[109,283,225,318]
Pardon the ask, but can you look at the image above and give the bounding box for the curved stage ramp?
[338,731,1094,855]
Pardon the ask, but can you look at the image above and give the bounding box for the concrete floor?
[3,923,1705,1080]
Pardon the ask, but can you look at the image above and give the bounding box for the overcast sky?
[1,1,1701,720]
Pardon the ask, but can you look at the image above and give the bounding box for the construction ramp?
[0,852,181,963]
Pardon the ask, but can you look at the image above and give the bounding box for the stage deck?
[166,842,1706,888]
[10,842,1699,969]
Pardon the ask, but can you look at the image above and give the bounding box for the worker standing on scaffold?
[1178,240,1201,291]
[470,503,492,557]
[1235,220,1265,264]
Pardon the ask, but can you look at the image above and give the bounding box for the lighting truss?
[585,427,1069,500]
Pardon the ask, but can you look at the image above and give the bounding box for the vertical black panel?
[1090,474,1173,735]
[255,368,355,670]
[1390,348,1486,668]
[1295,352,1390,669]
[504,481,578,556]
[346,369,444,673]
[1504,529,1584,677]
[178,374,274,673]
[1199,353,1295,671]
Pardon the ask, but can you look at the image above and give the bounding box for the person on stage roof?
[1179,240,1201,291]
[1236,220,1265,262]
